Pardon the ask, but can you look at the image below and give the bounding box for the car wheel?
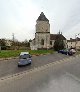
[29,62,31,65]
[18,65,21,67]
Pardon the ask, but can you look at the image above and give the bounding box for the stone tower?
[35,12,50,49]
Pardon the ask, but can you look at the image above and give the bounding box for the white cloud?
[0,0,80,41]
[0,0,40,41]
[64,23,80,39]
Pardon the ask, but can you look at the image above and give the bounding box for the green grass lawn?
[0,50,54,58]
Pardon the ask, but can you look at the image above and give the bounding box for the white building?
[67,38,80,49]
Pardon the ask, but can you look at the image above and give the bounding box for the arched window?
[41,39,44,45]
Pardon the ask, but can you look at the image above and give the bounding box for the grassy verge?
[0,50,54,58]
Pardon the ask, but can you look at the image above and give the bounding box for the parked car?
[62,49,69,55]
[66,48,76,55]
[58,50,64,53]
[58,49,68,55]
[58,48,76,56]
[18,52,32,67]
[69,49,76,54]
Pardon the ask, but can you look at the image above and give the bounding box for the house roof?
[77,37,80,41]
[67,39,75,42]
[67,37,80,42]
[50,34,66,40]
[37,12,49,22]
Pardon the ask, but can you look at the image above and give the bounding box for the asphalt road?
[0,54,80,92]
[0,53,69,78]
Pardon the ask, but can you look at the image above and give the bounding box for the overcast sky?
[0,0,80,41]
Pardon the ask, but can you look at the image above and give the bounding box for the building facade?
[67,38,80,49]
[30,12,66,50]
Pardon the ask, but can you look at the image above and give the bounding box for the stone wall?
[35,33,50,49]
[36,21,50,33]
[35,20,50,49]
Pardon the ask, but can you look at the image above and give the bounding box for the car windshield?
[20,54,30,59]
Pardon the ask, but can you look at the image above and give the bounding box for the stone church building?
[30,12,66,50]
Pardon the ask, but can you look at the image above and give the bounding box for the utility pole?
[12,33,14,42]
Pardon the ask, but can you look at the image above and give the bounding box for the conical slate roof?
[37,12,49,21]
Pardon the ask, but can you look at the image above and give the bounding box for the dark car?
[18,52,32,67]
[58,49,75,56]
[58,50,64,53]
[62,49,69,55]
[58,49,68,55]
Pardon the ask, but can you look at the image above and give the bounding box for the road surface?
[0,53,69,78]
[0,54,80,92]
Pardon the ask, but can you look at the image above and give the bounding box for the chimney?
[70,38,72,40]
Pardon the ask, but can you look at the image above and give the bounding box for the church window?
[50,41,52,45]
[41,39,44,45]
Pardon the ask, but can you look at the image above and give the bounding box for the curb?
[0,57,18,61]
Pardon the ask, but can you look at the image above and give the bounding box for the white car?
[70,49,76,54]
[20,52,29,55]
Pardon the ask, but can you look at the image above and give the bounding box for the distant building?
[67,37,80,49]
[5,40,12,47]
[0,39,12,47]
[30,12,66,50]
